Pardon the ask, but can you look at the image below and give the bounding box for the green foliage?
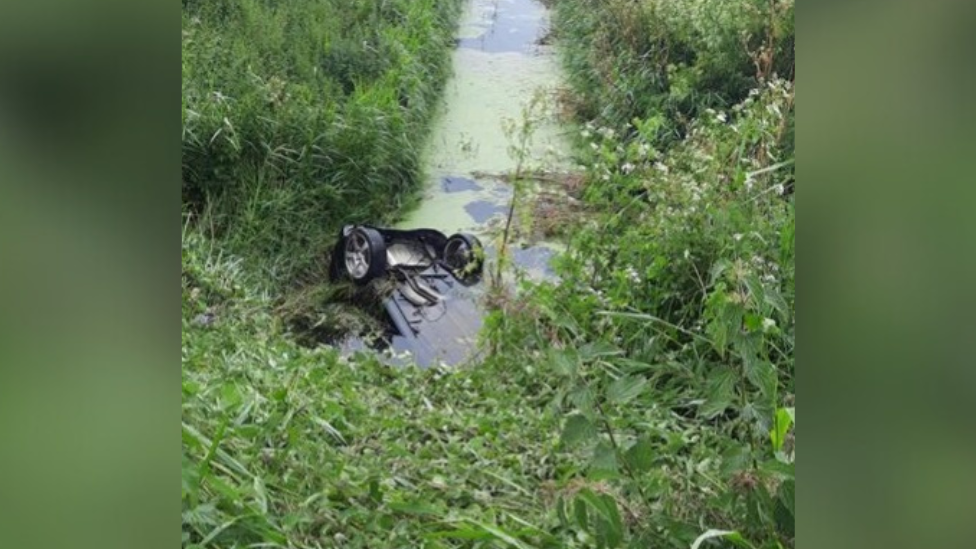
[182,0,463,283]
[181,0,795,547]
[481,1,794,546]
[554,0,794,149]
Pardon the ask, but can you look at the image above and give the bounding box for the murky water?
[342,0,570,365]
[397,0,570,278]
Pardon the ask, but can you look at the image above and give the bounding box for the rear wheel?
[443,233,484,279]
[344,227,387,284]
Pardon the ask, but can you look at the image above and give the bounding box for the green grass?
[182,0,463,284]
[183,228,568,547]
[553,0,794,149]
[182,0,795,547]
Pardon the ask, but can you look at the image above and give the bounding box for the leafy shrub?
[481,0,794,544]
[554,0,794,147]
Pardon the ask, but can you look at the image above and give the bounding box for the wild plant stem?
[496,166,521,284]
[594,399,652,509]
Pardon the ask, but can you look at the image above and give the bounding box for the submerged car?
[330,225,486,365]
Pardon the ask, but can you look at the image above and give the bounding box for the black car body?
[330,225,485,365]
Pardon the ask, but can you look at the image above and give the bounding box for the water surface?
[347,0,571,365]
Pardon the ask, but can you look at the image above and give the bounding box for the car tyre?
[343,227,387,284]
[443,233,484,279]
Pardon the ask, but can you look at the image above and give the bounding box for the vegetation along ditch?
[182,0,795,547]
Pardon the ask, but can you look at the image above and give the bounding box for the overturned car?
[329,225,486,365]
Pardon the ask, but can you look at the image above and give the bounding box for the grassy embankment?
[182,0,462,283]
[183,0,795,547]
[483,0,795,546]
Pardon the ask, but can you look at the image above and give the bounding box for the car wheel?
[443,233,484,278]
[344,227,387,284]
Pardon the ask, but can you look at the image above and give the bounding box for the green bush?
[480,1,795,546]
[485,80,795,547]
[554,0,794,146]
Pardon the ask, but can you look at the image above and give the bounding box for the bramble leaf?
[562,415,597,447]
[607,375,647,405]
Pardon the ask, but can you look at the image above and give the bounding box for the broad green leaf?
[549,349,578,377]
[744,357,777,397]
[579,342,624,362]
[624,437,655,473]
[590,441,619,474]
[596,496,624,548]
[720,444,752,477]
[607,375,648,405]
[576,489,612,522]
[562,414,597,447]
[569,386,596,412]
[706,296,741,357]
[760,458,795,480]
[743,275,766,311]
[577,489,624,548]
[594,507,624,548]
[574,497,589,530]
[700,368,736,419]
[769,407,794,452]
[778,480,795,518]
[764,287,789,318]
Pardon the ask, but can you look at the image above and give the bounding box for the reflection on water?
[464,200,508,224]
[441,176,483,193]
[457,0,549,54]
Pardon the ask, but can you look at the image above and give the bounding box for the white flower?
[773,183,785,195]
[733,233,743,242]
[716,112,727,123]
[683,249,691,260]
[762,318,776,332]
[654,162,669,174]
[621,162,635,174]
[590,142,599,151]
[581,129,591,138]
